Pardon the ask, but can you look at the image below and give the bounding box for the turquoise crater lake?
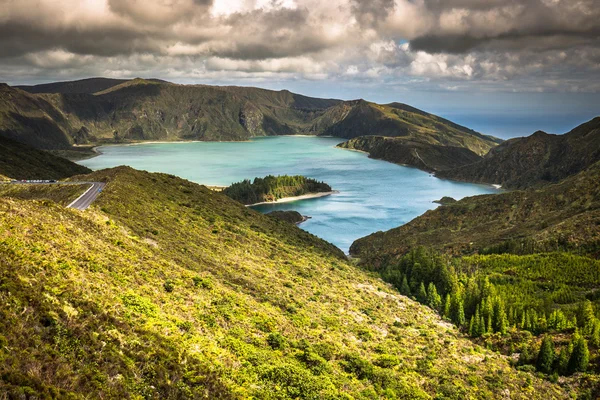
[80,136,498,253]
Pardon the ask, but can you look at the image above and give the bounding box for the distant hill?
[0,79,500,157]
[350,160,600,263]
[0,136,90,179]
[16,77,132,94]
[324,101,501,156]
[438,117,600,189]
[0,165,565,398]
[337,136,483,172]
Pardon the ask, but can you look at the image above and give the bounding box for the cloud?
[0,0,597,95]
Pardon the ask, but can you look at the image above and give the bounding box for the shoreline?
[77,135,342,162]
[247,190,339,207]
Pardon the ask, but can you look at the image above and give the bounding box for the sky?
[1,0,599,138]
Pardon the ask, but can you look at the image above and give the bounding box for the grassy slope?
[0,84,74,149]
[337,136,482,172]
[0,184,86,206]
[0,136,91,179]
[350,161,600,263]
[438,117,600,189]
[0,166,565,399]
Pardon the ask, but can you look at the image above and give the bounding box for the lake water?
[80,136,498,253]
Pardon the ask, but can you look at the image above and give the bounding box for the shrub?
[267,332,286,350]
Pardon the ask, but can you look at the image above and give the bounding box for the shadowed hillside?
[438,117,600,189]
[0,79,501,158]
[337,136,483,172]
[0,136,90,179]
[350,161,600,263]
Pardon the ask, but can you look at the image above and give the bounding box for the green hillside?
[0,135,90,179]
[438,117,600,189]
[0,79,501,158]
[0,166,566,398]
[351,160,600,263]
[325,101,501,156]
[337,136,483,172]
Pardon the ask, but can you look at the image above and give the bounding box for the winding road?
[1,181,106,210]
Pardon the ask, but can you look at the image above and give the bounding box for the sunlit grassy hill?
[0,166,566,398]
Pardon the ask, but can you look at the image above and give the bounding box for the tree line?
[223,175,331,205]
[378,247,599,376]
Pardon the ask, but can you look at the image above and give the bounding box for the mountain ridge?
[437,117,600,189]
[0,78,501,158]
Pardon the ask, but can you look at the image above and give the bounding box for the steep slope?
[16,77,130,94]
[322,101,501,156]
[0,166,566,398]
[0,79,501,157]
[0,135,91,179]
[0,84,74,149]
[351,161,600,263]
[337,136,482,172]
[438,117,600,189]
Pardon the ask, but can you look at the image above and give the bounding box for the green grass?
[0,166,567,399]
[0,183,86,206]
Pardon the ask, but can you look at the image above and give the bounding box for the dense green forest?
[375,247,600,393]
[223,175,332,205]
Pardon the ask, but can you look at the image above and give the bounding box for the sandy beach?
[247,190,339,206]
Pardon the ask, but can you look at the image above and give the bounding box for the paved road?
[67,182,106,210]
[1,181,106,210]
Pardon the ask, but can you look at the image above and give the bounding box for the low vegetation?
[0,183,86,206]
[223,175,332,205]
[0,166,567,398]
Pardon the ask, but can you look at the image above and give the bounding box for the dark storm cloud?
[409,0,600,53]
[350,0,395,27]
[0,0,598,93]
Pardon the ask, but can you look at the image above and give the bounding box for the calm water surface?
[80,136,498,253]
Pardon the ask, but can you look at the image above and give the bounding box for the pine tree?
[590,320,600,348]
[443,294,451,319]
[519,343,531,365]
[536,336,555,373]
[493,298,508,335]
[567,334,590,374]
[426,282,442,310]
[450,295,466,327]
[400,275,411,296]
[469,315,477,337]
[577,300,596,335]
[556,342,572,375]
[418,282,427,303]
